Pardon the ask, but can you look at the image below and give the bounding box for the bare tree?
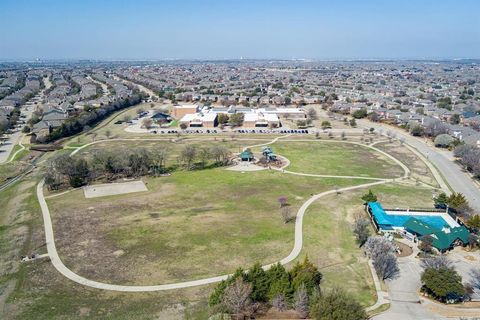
[373,252,400,280]
[198,147,212,168]
[122,114,132,122]
[211,145,231,166]
[179,145,197,169]
[281,206,291,224]
[353,218,371,247]
[223,277,252,319]
[306,107,318,120]
[151,147,169,175]
[271,293,287,311]
[105,129,111,139]
[420,255,452,270]
[364,236,396,258]
[142,118,153,129]
[365,236,400,280]
[294,283,309,318]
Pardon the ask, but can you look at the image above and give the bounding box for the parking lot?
[447,248,480,300]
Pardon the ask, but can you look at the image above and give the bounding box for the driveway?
[373,254,447,320]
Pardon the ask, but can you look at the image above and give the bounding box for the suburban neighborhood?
[1,1,480,320]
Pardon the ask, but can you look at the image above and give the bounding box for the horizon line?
[1,57,480,63]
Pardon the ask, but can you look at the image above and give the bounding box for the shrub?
[434,134,454,148]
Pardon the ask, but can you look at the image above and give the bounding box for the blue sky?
[0,0,479,60]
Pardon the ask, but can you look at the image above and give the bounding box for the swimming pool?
[382,213,449,230]
[368,202,451,230]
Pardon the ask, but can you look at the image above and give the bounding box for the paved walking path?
[37,136,411,294]
[30,120,476,318]
[365,259,390,312]
[37,176,395,292]
[39,134,457,318]
[6,135,26,163]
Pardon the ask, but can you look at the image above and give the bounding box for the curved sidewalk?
[37,177,392,292]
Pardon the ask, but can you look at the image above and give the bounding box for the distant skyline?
[1,0,479,60]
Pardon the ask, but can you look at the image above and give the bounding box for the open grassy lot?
[47,168,371,285]
[376,141,439,188]
[0,173,211,320]
[1,134,435,318]
[293,183,434,307]
[266,141,404,178]
[0,161,29,184]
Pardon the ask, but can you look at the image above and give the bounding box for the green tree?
[466,215,480,233]
[410,125,424,137]
[229,113,244,127]
[421,267,465,302]
[434,192,448,208]
[361,189,377,203]
[450,114,461,125]
[437,97,452,110]
[289,257,322,296]
[266,263,292,301]
[352,108,367,119]
[447,192,469,213]
[310,288,367,320]
[321,121,331,130]
[218,113,229,125]
[246,263,270,302]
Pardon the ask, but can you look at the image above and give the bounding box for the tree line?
[45,144,232,190]
[208,258,368,320]
[40,91,147,143]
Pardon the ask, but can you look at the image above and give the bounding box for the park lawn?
[47,168,370,285]
[376,141,439,188]
[0,161,28,184]
[293,182,434,307]
[0,174,210,320]
[267,141,404,179]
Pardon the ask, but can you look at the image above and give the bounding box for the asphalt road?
[360,120,480,212]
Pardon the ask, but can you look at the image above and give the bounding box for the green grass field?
[266,141,404,178]
[48,168,371,285]
[294,182,434,306]
[1,135,439,319]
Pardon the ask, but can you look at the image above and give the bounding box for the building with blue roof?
[366,202,470,252]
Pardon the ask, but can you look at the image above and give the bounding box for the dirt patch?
[395,241,413,257]
[258,308,301,319]
[464,255,476,262]
[84,180,148,198]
